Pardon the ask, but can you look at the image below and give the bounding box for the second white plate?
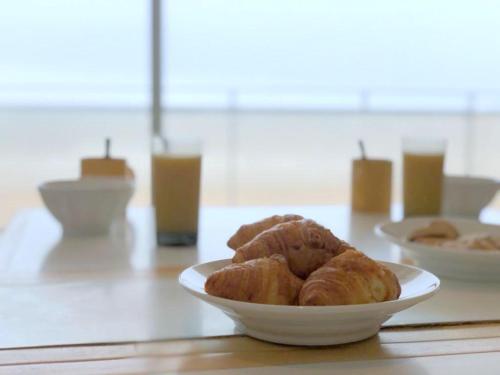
[375,217,500,282]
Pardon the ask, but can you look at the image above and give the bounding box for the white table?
[0,205,499,349]
[1,205,500,373]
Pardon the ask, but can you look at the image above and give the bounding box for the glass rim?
[353,158,392,164]
[152,135,202,155]
[402,137,447,154]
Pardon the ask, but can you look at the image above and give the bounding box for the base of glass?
[157,231,197,246]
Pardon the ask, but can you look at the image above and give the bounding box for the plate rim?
[178,258,440,313]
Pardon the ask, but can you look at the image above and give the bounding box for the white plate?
[179,259,439,346]
[375,217,500,282]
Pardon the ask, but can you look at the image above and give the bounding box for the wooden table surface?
[2,205,500,374]
[2,305,500,374]
[0,323,500,374]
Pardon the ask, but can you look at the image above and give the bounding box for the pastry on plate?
[232,219,351,279]
[408,220,500,251]
[205,254,303,305]
[443,233,500,251]
[227,214,303,250]
[410,237,450,246]
[299,249,401,306]
[408,220,459,243]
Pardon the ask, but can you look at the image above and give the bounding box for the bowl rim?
[179,258,440,313]
[39,178,134,192]
[445,175,499,186]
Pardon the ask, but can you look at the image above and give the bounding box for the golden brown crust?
[205,254,303,305]
[232,219,352,279]
[408,220,500,251]
[442,233,500,251]
[299,249,401,306]
[227,214,304,250]
[409,220,459,242]
[411,237,450,246]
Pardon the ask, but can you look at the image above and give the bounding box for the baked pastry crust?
[205,254,303,305]
[409,220,500,251]
[409,220,459,242]
[232,219,351,279]
[299,249,401,306]
[227,214,303,250]
[443,233,500,251]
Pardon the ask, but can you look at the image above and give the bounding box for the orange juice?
[152,153,201,244]
[351,159,392,213]
[403,153,444,216]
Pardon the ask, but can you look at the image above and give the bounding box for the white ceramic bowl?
[179,259,439,346]
[442,175,499,218]
[375,217,500,282]
[38,178,134,236]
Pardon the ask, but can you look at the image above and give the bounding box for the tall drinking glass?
[403,138,446,217]
[152,137,202,246]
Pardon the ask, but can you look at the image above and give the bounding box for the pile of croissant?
[205,215,401,306]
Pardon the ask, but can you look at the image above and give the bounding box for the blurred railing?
[2,84,500,114]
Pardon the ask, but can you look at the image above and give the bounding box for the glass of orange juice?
[152,136,202,246]
[403,138,446,217]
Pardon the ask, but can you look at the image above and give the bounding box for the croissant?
[205,254,303,305]
[227,214,304,250]
[232,219,350,279]
[299,249,401,306]
[443,233,500,251]
[409,220,459,242]
[410,237,449,246]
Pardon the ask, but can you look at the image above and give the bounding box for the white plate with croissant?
[180,215,439,346]
[376,217,500,282]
